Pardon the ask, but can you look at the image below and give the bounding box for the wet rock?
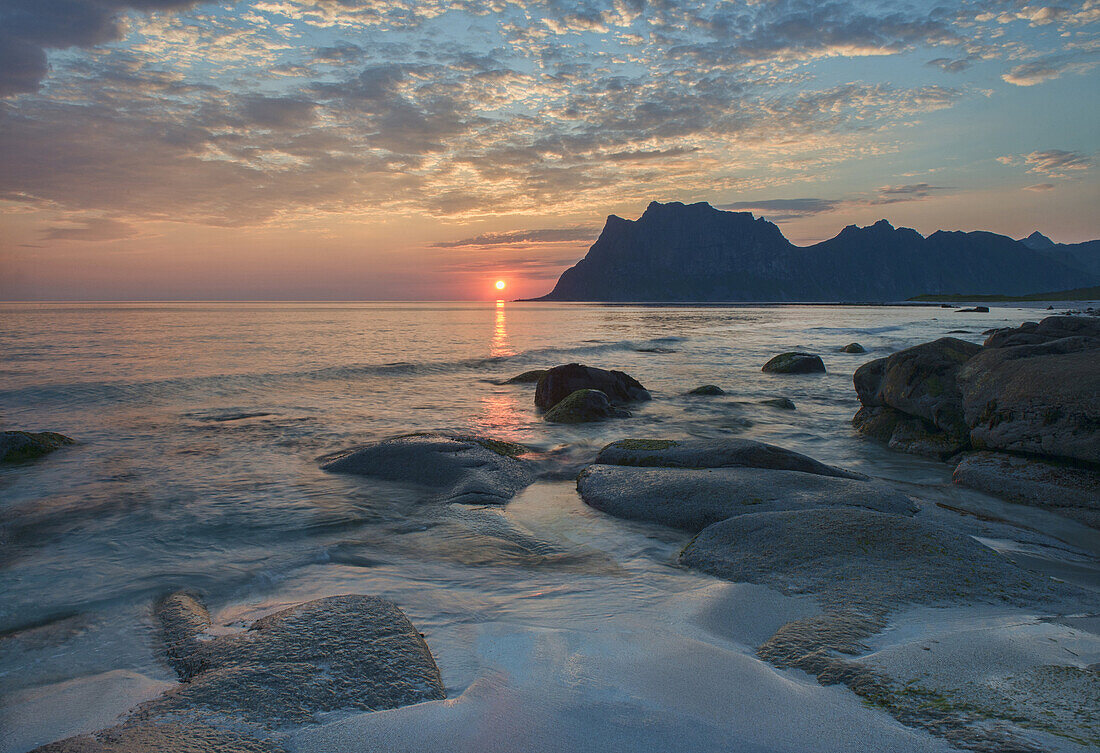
[680,508,1055,611]
[984,315,1100,349]
[503,369,546,384]
[543,389,631,423]
[1,431,75,463]
[840,343,866,353]
[31,721,286,753]
[685,384,724,395]
[595,437,865,479]
[953,451,1100,528]
[852,407,965,460]
[321,433,534,504]
[578,465,915,531]
[957,306,989,312]
[761,352,825,374]
[853,337,980,440]
[760,397,795,410]
[534,363,650,410]
[958,333,1100,464]
[144,592,445,726]
[155,591,212,680]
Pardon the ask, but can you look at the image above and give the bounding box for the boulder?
[953,451,1100,528]
[680,508,1053,611]
[853,337,980,439]
[958,334,1100,464]
[984,315,1100,348]
[595,437,866,479]
[578,465,916,531]
[543,389,631,423]
[840,343,866,353]
[852,407,965,460]
[760,397,795,410]
[144,592,445,725]
[761,352,825,374]
[1,431,74,463]
[503,369,546,384]
[534,363,650,410]
[685,384,724,395]
[321,433,534,504]
[957,306,989,312]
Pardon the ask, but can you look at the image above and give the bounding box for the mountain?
[532,201,1099,302]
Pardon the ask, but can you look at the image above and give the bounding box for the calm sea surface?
[0,301,1079,752]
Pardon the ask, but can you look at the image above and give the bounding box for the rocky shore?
[12,317,1098,753]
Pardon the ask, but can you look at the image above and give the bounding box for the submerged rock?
[145,592,445,725]
[503,369,546,384]
[578,465,916,531]
[1,431,74,463]
[761,352,825,374]
[543,389,630,423]
[953,451,1100,528]
[595,437,865,479]
[958,332,1100,465]
[321,433,534,504]
[840,342,866,353]
[685,384,724,395]
[760,396,796,410]
[534,363,650,410]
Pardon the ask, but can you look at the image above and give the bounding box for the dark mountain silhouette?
[531,201,1099,302]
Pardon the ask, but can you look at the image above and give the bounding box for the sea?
[0,301,1095,753]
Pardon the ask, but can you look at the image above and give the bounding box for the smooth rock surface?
[686,384,725,395]
[852,407,965,460]
[760,397,796,410]
[503,369,546,384]
[761,352,825,374]
[953,451,1100,528]
[595,437,865,479]
[840,343,866,353]
[534,363,650,410]
[31,721,286,753]
[321,433,534,504]
[578,465,916,531]
[984,315,1100,349]
[144,593,445,725]
[543,389,630,423]
[1,431,75,463]
[680,509,1057,611]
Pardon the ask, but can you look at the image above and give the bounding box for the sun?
[495,280,506,291]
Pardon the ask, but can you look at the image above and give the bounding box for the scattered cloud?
[432,227,597,248]
[1024,183,1055,191]
[40,218,136,241]
[1024,149,1093,176]
[720,184,952,221]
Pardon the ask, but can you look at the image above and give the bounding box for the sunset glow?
[495,280,506,291]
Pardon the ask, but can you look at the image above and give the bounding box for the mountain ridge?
[530,201,1099,302]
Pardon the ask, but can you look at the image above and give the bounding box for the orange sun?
[495,280,506,291]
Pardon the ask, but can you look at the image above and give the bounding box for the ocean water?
[1,301,1093,753]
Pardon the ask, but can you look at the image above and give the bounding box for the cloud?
[40,217,136,241]
[1024,183,1055,191]
[241,96,317,129]
[0,0,205,97]
[432,227,597,248]
[719,185,952,221]
[1002,57,1070,86]
[1024,149,1093,176]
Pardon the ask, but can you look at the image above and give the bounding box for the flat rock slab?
[146,593,445,726]
[578,465,916,531]
[31,721,286,753]
[953,451,1100,529]
[534,363,650,410]
[1,430,75,463]
[595,437,866,479]
[321,433,534,505]
[680,508,1062,612]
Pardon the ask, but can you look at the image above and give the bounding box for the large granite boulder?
[840,342,866,353]
[146,592,445,725]
[984,315,1100,349]
[321,433,534,504]
[503,369,546,384]
[853,337,980,440]
[958,332,1100,464]
[953,451,1100,528]
[852,406,966,460]
[534,363,650,410]
[680,508,1053,611]
[1,431,74,463]
[761,352,825,374]
[543,389,630,423]
[595,437,865,479]
[578,465,916,531]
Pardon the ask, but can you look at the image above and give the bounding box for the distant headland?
[527,202,1100,303]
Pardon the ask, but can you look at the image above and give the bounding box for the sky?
[1,0,1098,300]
